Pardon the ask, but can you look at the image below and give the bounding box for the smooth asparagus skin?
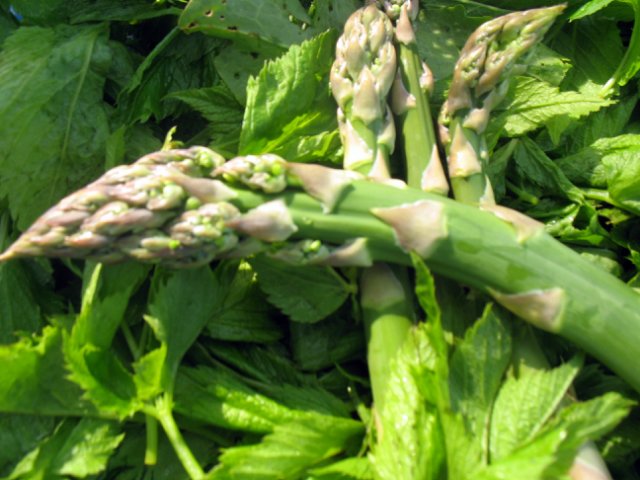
[3,147,640,394]
[439,5,565,205]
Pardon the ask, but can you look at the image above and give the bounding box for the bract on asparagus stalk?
[438,5,565,206]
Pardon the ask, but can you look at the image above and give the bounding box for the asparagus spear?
[331,4,414,412]
[379,0,449,195]
[330,4,397,178]
[438,5,565,205]
[3,147,640,396]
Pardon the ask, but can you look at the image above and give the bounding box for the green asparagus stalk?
[360,263,414,413]
[438,5,564,205]
[332,4,414,412]
[379,0,449,194]
[3,147,640,396]
[330,4,397,178]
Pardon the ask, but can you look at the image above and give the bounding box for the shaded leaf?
[251,256,349,323]
[0,25,111,229]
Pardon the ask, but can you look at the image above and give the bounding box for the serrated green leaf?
[8,418,123,479]
[0,326,90,416]
[0,25,111,229]
[179,0,313,50]
[490,355,583,461]
[251,256,349,323]
[480,392,634,479]
[209,413,363,479]
[490,77,613,138]
[239,31,341,164]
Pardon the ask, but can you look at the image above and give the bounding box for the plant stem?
[148,394,205,480]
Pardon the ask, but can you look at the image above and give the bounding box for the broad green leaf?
[118,29,221,124]
[490,355,583,461]
[0,415,56,477]
[179,0,313,51]
[8,418,123,479]
[0,326,90,416]
[206,260,282,343]
[0,25,111,229]
[209,413,363,479]
[251,256,349,323]
[239,31,342,164]
[174,365,301,433]
[146,266,218,384]
[370,324,445,480]
[449,306,512,456]
[490,77,613,138]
